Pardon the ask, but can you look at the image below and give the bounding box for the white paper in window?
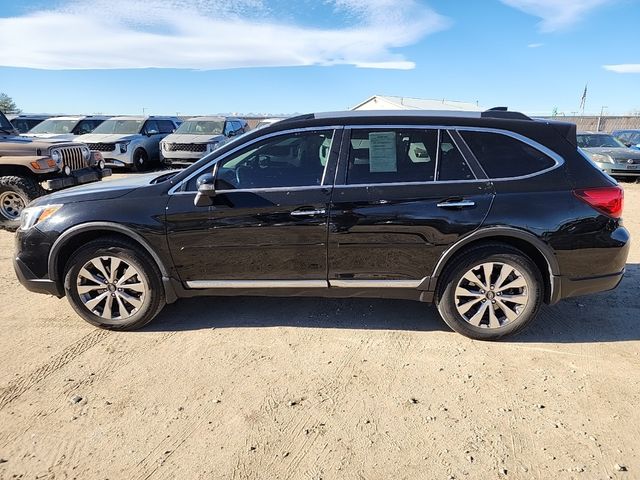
[368,132,397,172]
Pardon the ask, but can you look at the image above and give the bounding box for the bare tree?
[0,93,21,114]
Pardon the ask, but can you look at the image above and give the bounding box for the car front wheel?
[64,237,165,330]
[436,245,543,340]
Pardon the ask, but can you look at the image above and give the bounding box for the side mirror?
[194,173,215,207]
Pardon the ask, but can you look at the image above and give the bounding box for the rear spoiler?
[542,119,578,148]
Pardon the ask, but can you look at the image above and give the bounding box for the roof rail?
[481,108,531,121]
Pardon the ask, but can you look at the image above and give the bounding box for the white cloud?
[527,43,544,48]
[604,64,640,73]
[500,0,616,31]
[0,0,450,70]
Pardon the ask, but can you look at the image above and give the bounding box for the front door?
[328,127,494,286]
[165,128,341,285]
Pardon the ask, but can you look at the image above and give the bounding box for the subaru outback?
[13,109,629,340]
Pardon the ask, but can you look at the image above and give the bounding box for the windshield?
[92,119,144,135]
[29,119,78,134]
[175,120,224,135]
[0,112,14,132]
[577,134,626,148]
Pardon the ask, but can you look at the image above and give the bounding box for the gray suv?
[160,116,248,167]
[77,116,181,171]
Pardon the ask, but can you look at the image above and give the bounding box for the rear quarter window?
[461,131,556,178]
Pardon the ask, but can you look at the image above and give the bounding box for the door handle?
[291,208,327,217]
[436,200,476,208]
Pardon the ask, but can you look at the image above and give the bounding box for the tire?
[436,244,543,340]
[0,175,46,232]
[131,149,149,172]
[63,237,166,330]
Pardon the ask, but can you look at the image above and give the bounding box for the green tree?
[0,93,21,114]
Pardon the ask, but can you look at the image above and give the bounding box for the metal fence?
[541,116,640,133]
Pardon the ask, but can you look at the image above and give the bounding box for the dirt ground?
[0,183,639,480]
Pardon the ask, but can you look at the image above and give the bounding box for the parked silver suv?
[23,115,108,141]
[160,116,248,167]
[77,116,181,170]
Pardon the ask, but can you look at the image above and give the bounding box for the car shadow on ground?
[145,264,640,344]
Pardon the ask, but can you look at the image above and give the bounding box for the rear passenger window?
[461,131,556,178]
[438,131,475,181]
[347,129,437,184]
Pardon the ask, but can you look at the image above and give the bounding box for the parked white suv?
[77,116,181,170]
[23,115,108,141]
[160,116,248,167]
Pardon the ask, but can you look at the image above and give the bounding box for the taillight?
[573,186,624,218]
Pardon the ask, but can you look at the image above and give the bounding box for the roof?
[106,115,180,121]
[184,116,243,121]
[352,95,483,112]
[40,115,110,121]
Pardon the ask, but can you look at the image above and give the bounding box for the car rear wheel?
[64,237,165,330]
[0,175,45,231]
[436,245,543,340]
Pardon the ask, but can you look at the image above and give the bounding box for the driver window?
[214,130,334,190]
[144,120,159,135]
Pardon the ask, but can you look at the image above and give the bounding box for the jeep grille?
[166,143,207,153]
[60,146,89,171]
[87,143,115,152]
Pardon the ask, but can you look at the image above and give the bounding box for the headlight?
[50,149,62,164]
[81,146,90,160]
[117,142,130,154]
[20,204,63,230]
[591,153,614,164]
[206,142,219,153]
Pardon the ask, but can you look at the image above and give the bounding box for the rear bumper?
[550,270,625,304]
[43,168,112,191]
[13,256,62,297]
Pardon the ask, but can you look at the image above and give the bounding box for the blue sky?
[0,0,638,116]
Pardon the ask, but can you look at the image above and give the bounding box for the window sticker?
[368,132,397,172]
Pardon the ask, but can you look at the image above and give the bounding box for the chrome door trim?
[436,200,476,208]
[185,280,329,289]
[329,279,423,288]
[290,209,327,216]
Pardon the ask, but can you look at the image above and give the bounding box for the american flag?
[580,84,588,112]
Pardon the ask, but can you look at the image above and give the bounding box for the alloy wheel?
[0,191,26,220]
[454,262,529,329]
[76,256,148,320]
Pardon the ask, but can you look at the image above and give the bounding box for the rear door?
[328,127,494,286]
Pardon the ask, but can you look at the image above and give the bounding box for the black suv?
[13,109,630,340]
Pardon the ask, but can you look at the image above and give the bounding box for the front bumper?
[102,150,134,167]
[14,256,62,297]
[161,149,206,166]
[43,167,112,191]
[595,161,640,176]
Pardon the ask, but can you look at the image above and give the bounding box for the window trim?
[169,126,342,195]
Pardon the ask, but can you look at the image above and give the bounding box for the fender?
[48,221,177,303]
[427,226,559,293]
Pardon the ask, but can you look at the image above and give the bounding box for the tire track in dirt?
[0,329,110,410]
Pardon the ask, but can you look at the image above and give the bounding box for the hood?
[77,133,142,144]
[0,134,79,154]
[31,171,168,206]
[161,133,225,144]
[23,133,77,141]
[582,147,640,161]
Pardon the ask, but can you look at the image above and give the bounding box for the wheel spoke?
[458,297,483,315]
[499,293,528,305]
[116,294,130,317]
[482,263,494,288]
[455,286,484,298]
[103,295,114,319]
[488,303,500,328]
[123,282,145,293]
[496,299,519,322]
[463,271,486,290]
[497,277,527,291]
[116,267,137,286]
[495,264,514,290]
[109,258,121,283]
[85,291,109,311]
[78,267,105,286]
[468,302,488,326]
[77,284,104,294]
[90,259,110,283]
[118,291,142,309]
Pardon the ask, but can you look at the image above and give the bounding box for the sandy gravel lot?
[0,183,639,480]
